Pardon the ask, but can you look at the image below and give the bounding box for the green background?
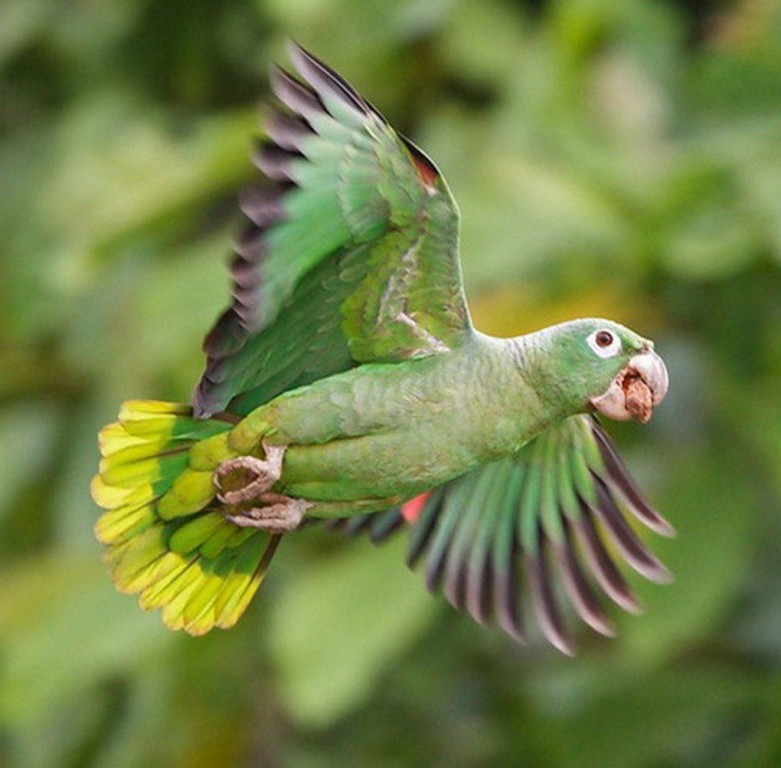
[2,1,781,766]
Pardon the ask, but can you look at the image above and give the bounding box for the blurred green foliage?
[2,0,781,766]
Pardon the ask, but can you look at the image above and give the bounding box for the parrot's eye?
[587,329,622,358]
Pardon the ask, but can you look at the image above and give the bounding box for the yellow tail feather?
[92,400,280,634]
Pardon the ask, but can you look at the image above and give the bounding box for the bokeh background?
[2,0,781,766]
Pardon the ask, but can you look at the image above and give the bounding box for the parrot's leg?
[213,443,311,533]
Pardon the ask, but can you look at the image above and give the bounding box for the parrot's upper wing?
[195,43,470,417]
[328,416,675,655]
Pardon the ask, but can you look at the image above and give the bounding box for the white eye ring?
[587,329,622,358]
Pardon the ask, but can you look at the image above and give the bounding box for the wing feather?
[195,43,470,417]
[326,416,673,653]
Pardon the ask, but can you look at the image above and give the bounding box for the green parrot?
[92,43,673,655]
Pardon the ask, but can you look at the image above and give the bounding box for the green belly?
[277,425,480,516]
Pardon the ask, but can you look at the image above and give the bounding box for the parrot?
[91,43,673,655]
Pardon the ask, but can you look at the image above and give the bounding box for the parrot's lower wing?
[328,415,675,655]
[196,43,471,417]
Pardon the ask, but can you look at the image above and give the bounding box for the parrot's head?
[533,319,669,423]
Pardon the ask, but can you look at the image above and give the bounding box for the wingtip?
[622,595,645,616]
[539,615,576,656]
[645,561,675,585]
[285,38,307,62]
[556,537,617,638]
[651,517,678,538]
[553,636,577,657]
[630,501,678,538]
[589,417,676,538]
[500,621,528,646]
[286,39,312,71]
[282,39,371,119]
[267,63,287,94]
[593,617,617,638]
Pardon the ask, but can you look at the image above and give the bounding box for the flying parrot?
[91,43,673,655]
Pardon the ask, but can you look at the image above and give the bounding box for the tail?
[91,400,280,635]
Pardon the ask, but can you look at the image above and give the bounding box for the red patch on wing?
[401,493,428,525]
[411,154,439,189]
[401,137,440,191]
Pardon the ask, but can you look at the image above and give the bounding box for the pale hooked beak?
[590,349,669,423]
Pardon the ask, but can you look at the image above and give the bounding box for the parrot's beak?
[590,349,669,423]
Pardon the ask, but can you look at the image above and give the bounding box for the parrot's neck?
[515,327,565,392]
[500,327,584,425]
[457,331,573,457]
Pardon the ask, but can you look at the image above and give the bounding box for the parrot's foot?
[213,443,311,533]
[223,493,312,534]
[213,442,286,505]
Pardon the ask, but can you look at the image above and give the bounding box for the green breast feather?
[91,43,673,654]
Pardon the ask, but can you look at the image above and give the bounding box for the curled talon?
[223,493,312,533]
[214,455,273,504]
[212,442,286,503]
